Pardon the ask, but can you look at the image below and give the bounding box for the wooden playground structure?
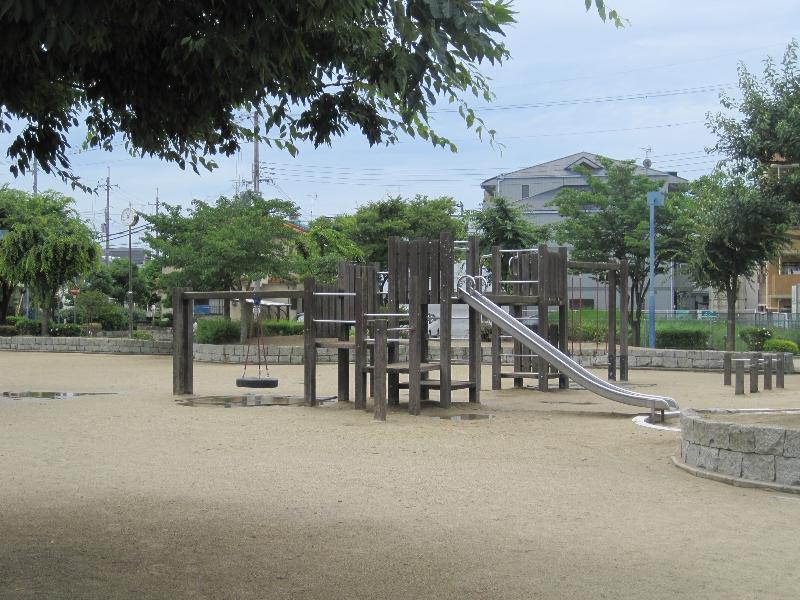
[172,233,631,420]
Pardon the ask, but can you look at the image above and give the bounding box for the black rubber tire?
[236,377,279,388]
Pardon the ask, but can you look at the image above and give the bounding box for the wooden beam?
[303,277,317,406]
[373,319,388,421]
[183,290,303,300]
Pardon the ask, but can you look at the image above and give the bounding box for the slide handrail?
[458,285,678,411]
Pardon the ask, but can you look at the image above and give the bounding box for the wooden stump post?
[619,260,629,381]
[723,352,732,386]
[735,360,745,395]
[607,267,617,381]
[764,355,773,390]
[467,236,482,403]
[776,352,785,389]
[750,357,759,394]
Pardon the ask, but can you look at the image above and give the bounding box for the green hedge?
[132,330,154,341]
[261,319,303,336]
[739,327,773,351]
[196,318,240,344]
[763,338,799,354]
[15,318,41,335]
[655,327,709,349]
[0,324,16,336]
[49,323,81,337]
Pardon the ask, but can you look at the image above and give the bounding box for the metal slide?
[458,284,678,411]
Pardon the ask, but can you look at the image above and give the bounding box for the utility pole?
[32,159,38,194]
[252,111,260,196]
[105,168,111,264]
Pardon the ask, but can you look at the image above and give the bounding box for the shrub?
[196,318,240,344]
[132,330,154,341]
[14,318,41,335]
[739,327,773,351]
[763,338,799,354]
[655,327,709,349]
[260,319,304,337]
[5,315,21,325]
[0,324,16,336]
[49,323,81,337]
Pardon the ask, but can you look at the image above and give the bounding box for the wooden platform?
[500,372,563,379]
[364,362,440,374]
[315,340,356,350]
[398,380,474,390]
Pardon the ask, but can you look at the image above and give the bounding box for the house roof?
[481,151,685,185]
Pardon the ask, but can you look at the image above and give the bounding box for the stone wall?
[0,335,172,355]
[0,335,794,375]
[679,409,800,488]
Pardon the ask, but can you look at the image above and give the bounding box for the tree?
[334,195,467,266]
[548,157,689,345]
[83,259,149,306]
[683,171,792,351]
[471,196,549,252]
[0,190,100,334]
[708,40,800,206]
[0,186,30,323]
[294,218,364,283]
[142,191,299,316]
[0,1,619,186]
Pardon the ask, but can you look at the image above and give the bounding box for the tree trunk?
[0,281,12,325]
[725,284,738,352]
[224,299,231,319]
[40,304,51,336]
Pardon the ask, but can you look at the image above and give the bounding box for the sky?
[1,0,798,247]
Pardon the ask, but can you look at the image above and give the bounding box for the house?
[481,151,686,225]
[480,152,699,312]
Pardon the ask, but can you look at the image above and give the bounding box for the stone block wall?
[0,335,172,355]
[680,409,800,487]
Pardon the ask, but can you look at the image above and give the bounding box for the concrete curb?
[671,455,800,495]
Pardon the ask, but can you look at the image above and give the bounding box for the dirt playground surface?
[2,352,800,599]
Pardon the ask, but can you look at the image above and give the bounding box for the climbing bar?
[364,313,410,318]
[365,338,411,344]
[313,292,357,297]
[312,319,356,324]
[500,279,539,284]
[387,326,414,332]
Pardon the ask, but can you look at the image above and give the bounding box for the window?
[521,184,529,198]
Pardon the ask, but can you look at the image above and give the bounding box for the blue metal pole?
[648,201,656,348]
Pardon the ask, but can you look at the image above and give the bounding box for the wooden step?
[398,380,475,390]
[364,362,440,374]
[315,340,355,350]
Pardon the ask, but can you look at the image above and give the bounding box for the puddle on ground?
[430,413,494,422]
[1,391,114,400]
[177,395,337,408]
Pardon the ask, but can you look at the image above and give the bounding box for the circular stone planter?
[674,408,800,494]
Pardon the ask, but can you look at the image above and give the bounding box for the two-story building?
[480,151,697,312]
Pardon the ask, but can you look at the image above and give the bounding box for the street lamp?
[647,190,665,348]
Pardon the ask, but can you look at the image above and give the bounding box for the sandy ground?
[2,352,800,599]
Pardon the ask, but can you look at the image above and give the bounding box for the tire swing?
[236,296,279,388]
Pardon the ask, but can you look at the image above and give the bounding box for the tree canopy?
[471,196,549,253]
[82,259,151,307]
[548,156,689,344]
[0,1,619,186]
[0,189,100,333]
[294,218,364,284]
[708,40,800,205]
[141,191,299,308]
[682,171,792,350]
[332,195,467,266]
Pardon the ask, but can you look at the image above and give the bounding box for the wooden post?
[467,235,481,403]
[373,319,388,421]
[735,360,745,395]
[408,241,422,415]
[336,265,351,403]
[607,266,617,381]
[438,232,453,408]
[558,247,569,389]
[723,352,732,386]
[750,356,759,393]
[619,260,629,381]
[387,238,401,405]
[303,277,317,406]
[240,297,251,344]
[354,273,368,410]
[537,244,549,392]
[776,352,785,388]
[491,246,502,390]
[512,250,523,389]
[764,355,773,390]
[172,287,193,395]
